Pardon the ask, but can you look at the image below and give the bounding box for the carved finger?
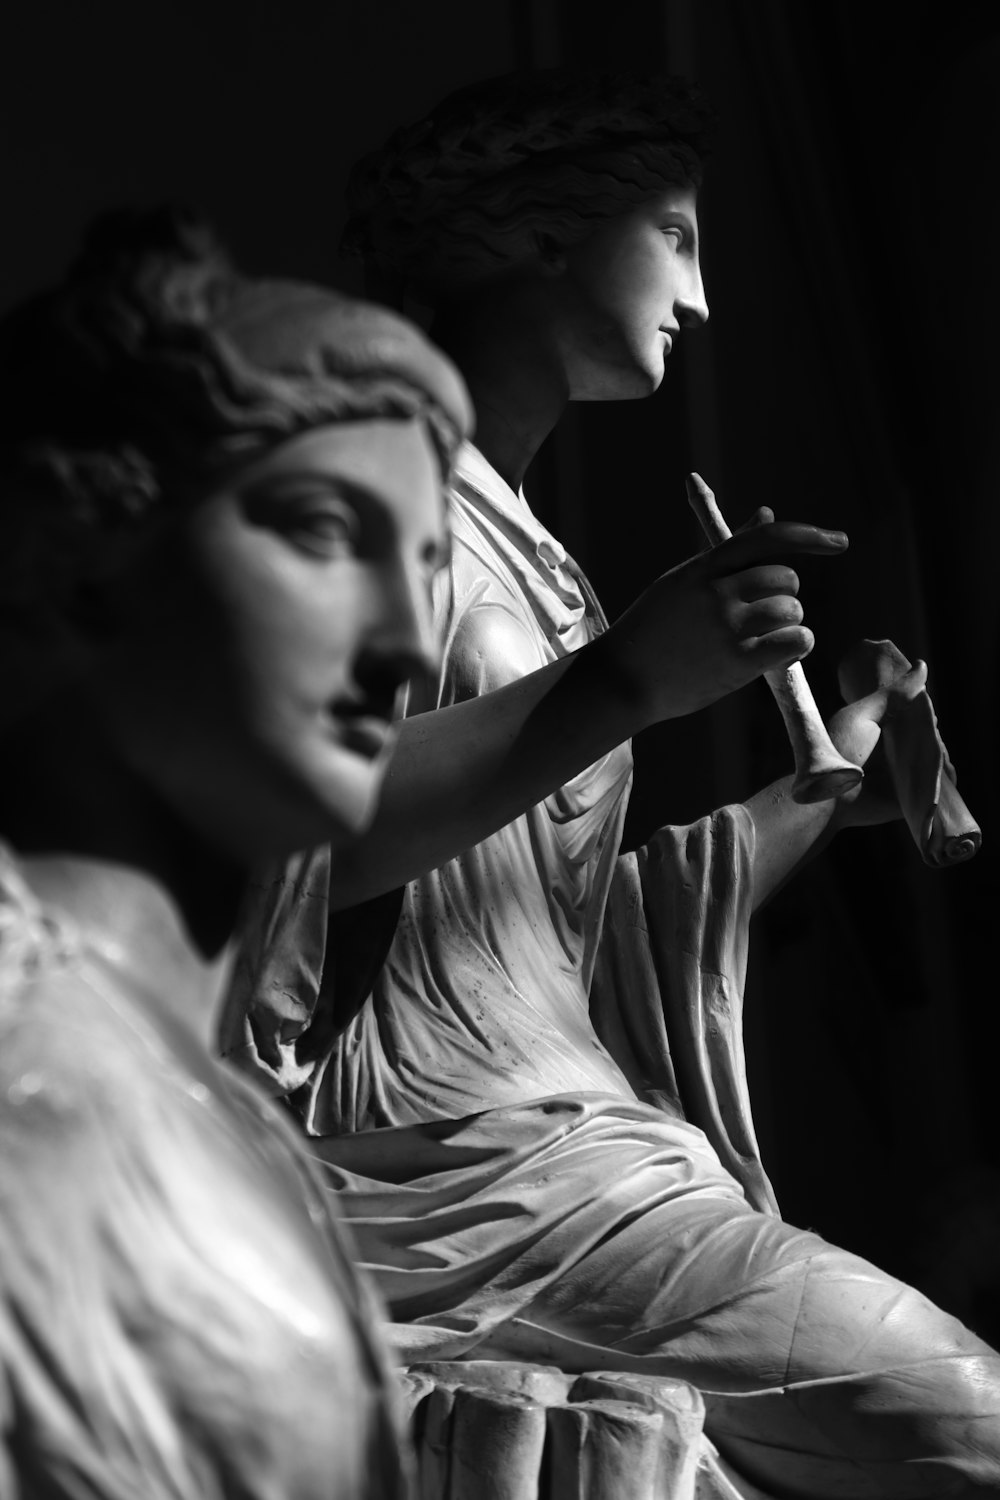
[735,595,805,640]
[729,564,801,602]
[688,472,861,802]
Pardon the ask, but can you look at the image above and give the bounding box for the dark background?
[5,0,999,1342]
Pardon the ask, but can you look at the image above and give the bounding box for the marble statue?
[225,73,1000,1498]
[0,208,473,1498]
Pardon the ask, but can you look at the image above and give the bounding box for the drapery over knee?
[475,1203,1000,1500]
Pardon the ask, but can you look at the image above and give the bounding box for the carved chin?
[621,356,665,399]
[620,340,669,397]
[571,350,665,402]
[642,358,667,393]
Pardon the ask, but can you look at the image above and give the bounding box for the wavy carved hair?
[0,207,471,617]
[341,70,716,302]
[0,207,472,720]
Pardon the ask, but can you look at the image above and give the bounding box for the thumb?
[745,623,815,675]
[829,692,886,768]
[901,658,929,697]
[732,506,775,534]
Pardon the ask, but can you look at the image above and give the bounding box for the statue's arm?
[329,521,850,910]
[328,625,638,909]
[744,774,840,911]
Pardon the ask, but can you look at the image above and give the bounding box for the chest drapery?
[0,849,404,1500]
[222,442,774,1213]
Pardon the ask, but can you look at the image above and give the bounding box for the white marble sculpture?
[226,72,998,1498]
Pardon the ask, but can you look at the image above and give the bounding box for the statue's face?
[556,182,708,399]
[99,417,446,861]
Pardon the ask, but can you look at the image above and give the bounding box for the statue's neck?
[0,698,244,1048]
[431,298,570,494]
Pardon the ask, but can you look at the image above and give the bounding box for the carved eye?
[286,501,360,558]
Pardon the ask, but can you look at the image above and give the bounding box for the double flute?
[685,472,863,805]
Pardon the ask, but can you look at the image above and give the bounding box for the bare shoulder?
[444,597,548,698]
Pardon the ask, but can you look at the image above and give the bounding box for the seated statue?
[223,73,1000,1498]
[0,209,473,1498]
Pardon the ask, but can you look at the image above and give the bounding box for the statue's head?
[0,208,473,857]
[341,70,715,303]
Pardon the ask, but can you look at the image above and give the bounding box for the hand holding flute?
[606,482,854,730]
[685,472,864,804]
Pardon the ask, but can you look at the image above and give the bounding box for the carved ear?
[535,232,568,274]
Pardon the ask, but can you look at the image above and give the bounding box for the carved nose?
[378,560,441,687]
[677,266,709,328]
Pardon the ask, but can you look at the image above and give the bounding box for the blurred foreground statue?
[0,209,472,1498]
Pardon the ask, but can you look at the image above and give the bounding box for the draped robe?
[0,848,404,1500]
[222,444,1000,1498]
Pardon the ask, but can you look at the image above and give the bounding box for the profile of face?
[549,182,709,400]
[92,416,447,862]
